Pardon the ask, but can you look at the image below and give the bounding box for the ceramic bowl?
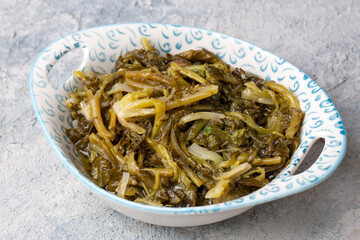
[29,23,347,227]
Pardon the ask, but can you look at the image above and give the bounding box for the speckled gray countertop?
[1,0,359,239]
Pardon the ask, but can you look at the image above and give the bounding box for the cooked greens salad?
[65,38,304,207]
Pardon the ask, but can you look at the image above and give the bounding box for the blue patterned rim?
[29,23,347,215]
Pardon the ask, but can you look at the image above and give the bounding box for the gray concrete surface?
[1,0,359,239]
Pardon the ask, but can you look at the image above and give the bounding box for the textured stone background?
[1,0,359,239]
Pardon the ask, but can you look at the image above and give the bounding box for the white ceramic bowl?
[30,23,347,227]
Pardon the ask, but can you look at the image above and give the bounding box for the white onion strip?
[116,172,130,198]
[179,112,225,125]
[188,143,223,166]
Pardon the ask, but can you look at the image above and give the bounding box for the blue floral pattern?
[30,23,347,216]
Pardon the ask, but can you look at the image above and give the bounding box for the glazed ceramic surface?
[29,23,347,227]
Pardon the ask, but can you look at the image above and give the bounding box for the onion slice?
[116,172,130,198]
[188,143,223,166]
[214,162,252,180]
[179,112,225,125]
[106,82,135,95]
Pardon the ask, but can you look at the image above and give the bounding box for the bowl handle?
[32,35,89,87]
[252,123,347,204]
[29,34,92,168]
